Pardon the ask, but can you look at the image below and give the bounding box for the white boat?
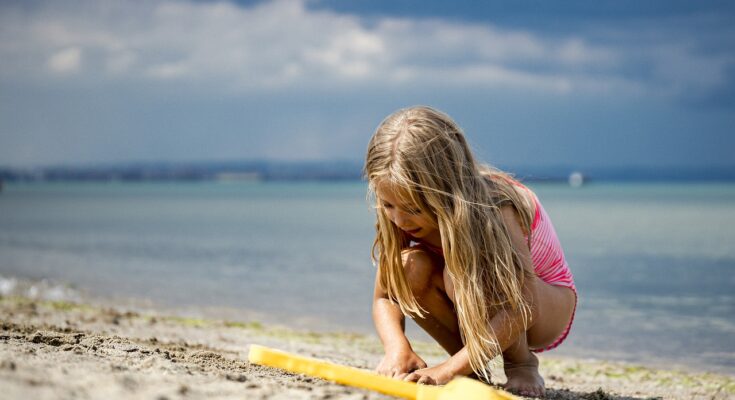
[568,171,584,188]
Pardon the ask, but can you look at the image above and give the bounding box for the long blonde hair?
[364,106,535,379]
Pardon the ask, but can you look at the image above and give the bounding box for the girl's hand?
[376,349,427,379]
[403,362,455,385]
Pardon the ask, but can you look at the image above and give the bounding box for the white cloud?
[146,62,189,79]
[106,51,136,74]
[47,47,82,74]
[0,0,731,97]
[557,39,617,66]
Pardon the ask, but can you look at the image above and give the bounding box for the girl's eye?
[381,202,419,215]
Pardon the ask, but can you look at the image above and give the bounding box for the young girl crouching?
[365,106,577,398]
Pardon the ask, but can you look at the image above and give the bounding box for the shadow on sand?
[545,387,658,400]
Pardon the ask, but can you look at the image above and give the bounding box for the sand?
[0,295,733,400]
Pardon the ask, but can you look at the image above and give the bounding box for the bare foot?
[503,352,545,398]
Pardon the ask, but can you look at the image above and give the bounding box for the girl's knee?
[401,248,438,298]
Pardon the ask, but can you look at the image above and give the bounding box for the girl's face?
[375,180,440,242]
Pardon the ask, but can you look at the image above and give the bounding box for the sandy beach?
[0,293,732,400]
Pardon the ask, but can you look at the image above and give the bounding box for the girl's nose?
[392,210,408,227]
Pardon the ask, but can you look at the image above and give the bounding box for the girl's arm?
[372,270,409,351]
[409,306,528,384]
[372,269,427,377]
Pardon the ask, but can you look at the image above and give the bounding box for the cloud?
[0,0,732,99]
[47,47,82,74]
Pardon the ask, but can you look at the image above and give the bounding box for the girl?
[365,106,577,398]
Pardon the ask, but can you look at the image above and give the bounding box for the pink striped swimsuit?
[523,188,577,352]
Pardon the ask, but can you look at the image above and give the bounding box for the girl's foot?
[503,352,545,398]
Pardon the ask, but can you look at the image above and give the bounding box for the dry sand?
[0,295,733,400]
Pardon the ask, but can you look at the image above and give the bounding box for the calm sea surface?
[1,181,733,374]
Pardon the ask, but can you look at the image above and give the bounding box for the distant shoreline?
[1,161,734,183]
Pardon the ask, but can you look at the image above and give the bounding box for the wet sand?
[0,295,733,400]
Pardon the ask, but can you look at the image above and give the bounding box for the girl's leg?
[524,276,577,351]
[502,330,544,397]
[400,248,464,356]
[401,248,482,380]
[402,247,576,396]
[502,275,576,397]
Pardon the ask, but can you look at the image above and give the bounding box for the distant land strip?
[0,161,734,183]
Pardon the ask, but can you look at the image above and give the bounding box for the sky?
[1,0,734,169]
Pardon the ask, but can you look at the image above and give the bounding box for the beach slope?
[0,296,732,400]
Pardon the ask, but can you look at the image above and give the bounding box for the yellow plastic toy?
[248,344,518,400]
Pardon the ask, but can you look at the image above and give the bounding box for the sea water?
[0,181,733,373]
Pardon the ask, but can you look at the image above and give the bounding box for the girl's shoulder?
[483,173,536,205]
[482,172,538,230]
